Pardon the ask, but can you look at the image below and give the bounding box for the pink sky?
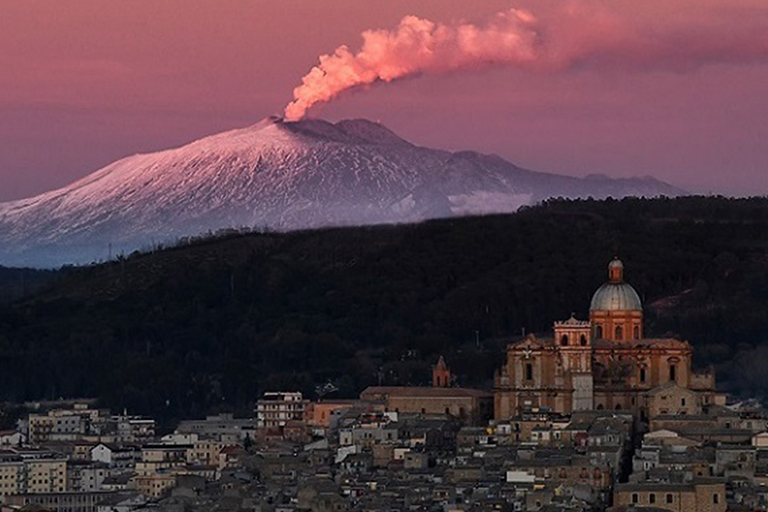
[1,0,767,201]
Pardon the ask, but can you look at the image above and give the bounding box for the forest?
[1,196,768,427]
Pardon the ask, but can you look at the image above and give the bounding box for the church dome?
[590,282,642,311]
[590,257,642,311]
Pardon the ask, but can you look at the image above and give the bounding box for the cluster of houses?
[2,258,764,511]
[0,383,766,512]
[0,399,253,512]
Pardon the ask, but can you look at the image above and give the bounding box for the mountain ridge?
[2,197,768,421]
[0,117,684,267]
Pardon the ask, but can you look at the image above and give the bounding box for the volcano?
[0,117,683,267]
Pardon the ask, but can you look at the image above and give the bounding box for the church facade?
[494,258,719,421]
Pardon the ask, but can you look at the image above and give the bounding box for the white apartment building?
[255,392,308,428]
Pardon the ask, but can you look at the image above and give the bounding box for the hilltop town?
[0,258,766,512]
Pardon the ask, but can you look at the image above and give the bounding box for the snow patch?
[0,117,684,267]
[391,194,416,214]
[448,192,533,215]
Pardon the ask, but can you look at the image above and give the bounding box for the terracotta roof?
[647,381,696,395]
[592,338,690,350]
[361,386,491,399]
[509,336,555,349]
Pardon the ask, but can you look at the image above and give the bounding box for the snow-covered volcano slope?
[0,117,684,267]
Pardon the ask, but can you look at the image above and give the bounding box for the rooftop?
[361,386,492,399]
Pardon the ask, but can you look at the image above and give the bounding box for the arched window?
[640,368,647,383]
[669,364,677,382]
[596,325,603,339]
[525,363,533,381]
[597,404,604,410]
[633,325,640,340]
[615,404,622,410]
[631,494,639,504]
[615,325,623,340]
[561,335,569,346]
[580,335,587,346]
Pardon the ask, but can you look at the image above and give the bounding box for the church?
[494,258,720,422]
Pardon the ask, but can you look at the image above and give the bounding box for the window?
[640,368,646,383]
[681,398,686,406]
[713,494,719,504]
[649,494,656,504]
[525,363,533,381]
[631,493,639,504]
[669,365,676,381]
[596,325,603,339]
[615,326,623,340]
[666,494,674,504]
[561,335,569,346]
[580,335,587,346]
[633,326,640,340]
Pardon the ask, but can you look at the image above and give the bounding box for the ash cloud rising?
[284,5,768,121]
[284,9,539,121]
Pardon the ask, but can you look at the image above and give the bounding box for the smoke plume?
[284,5,768,121]
[284,10,539,121]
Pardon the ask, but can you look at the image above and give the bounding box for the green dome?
[590,282,642,311]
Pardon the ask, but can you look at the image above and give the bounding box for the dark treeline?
[1,196,768,427]
[0,266,62,307]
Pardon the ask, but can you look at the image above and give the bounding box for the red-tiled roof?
[360,386,491,398]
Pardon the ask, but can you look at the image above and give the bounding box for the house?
[647,382,703,419]
[613,479,726,512]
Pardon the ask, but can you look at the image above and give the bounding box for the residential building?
[255,392,308,428]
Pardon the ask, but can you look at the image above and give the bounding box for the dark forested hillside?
[0,266,60,305]
[1,196,768,424]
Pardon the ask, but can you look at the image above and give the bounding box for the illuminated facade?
[494,258,719,421]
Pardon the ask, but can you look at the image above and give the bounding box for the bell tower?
[433,356,451,388]
[554,316,594,411]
